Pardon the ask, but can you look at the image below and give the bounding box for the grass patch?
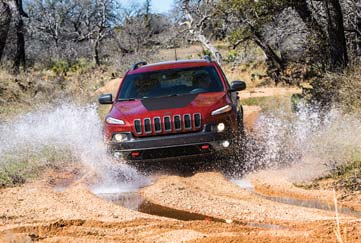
[326,160,361,191]
[241,95,293,113]
[295,160,361,192]
[0,146,75,188]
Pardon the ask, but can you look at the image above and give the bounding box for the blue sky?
[152,0,174,13]
[123,0,174,13]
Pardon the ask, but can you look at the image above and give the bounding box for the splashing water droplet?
[0,103,149,189]
[237,104,361,180]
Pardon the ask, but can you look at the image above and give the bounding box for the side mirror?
[229,81,246,92]
[99,94,113,104]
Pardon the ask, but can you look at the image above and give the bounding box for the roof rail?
[203,55,212,62]
[131,61,147,71]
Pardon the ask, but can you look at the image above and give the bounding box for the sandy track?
[1,170,360,243]
[238,87,301,100]
[141,173,361,240]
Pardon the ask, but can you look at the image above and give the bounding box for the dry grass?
[0,146,75,188]
[306,66,361,113]
[158,44,204,61]
[0,66,112,120]
[222,62,267,88]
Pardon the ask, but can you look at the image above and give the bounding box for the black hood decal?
[141,94,198,111]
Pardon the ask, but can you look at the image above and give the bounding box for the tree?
[27,0,77,56]
[68,0,121,66]
[114,1,172,54]
[218,0,351,82]
[219,0,287,83]
[0,1,12,61]
[179,0,223,64]
[27,0,120,66]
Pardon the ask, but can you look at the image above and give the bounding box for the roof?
[128,59,216,75]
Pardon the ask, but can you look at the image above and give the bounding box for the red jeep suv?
[99,57,246,161]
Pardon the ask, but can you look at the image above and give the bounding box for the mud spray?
[238,104,361,181]
[0,103,149,191]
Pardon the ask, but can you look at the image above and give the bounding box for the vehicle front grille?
[134,113,202,136]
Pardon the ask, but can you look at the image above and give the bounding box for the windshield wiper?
[118,98,137,101]
[167,94,181,97]
[142,94,186,100]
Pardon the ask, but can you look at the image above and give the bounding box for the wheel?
[227,107,247,175]
[233,106,245,146]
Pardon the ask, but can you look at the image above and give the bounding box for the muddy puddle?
[256,193,361,218]
[98,191,224,222]
[232,178,361,218]
[96,189,285,230]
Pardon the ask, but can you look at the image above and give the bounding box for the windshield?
[118,66,224,100]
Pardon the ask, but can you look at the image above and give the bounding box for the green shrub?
[227,50,239,63]
[69,58,94,74]
[51,60,70,76]
[198,49,212,58]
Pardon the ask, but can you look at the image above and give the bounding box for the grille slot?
[164,116,171,131]
[154,117,162,133]
[184,114,191,129]
[194,113,201,128]
[134,119,142,134]
[144,118,152,133]
[174,115,182,131]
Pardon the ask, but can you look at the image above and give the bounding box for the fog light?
[131,152,140,157]
[113,133,127,142]
[217,123,225,132]
[222,140,230,148]
[201,144,210,150]
[113,152,122,159]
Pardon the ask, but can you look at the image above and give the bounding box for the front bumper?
[108,126,234,160]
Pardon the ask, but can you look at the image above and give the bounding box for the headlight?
[113,133,128,142]
[106,117,125,125]
[217,123,225,132]
[211,105,232,116]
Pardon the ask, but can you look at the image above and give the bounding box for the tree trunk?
[0,1,12,61]
[250,27,285,85]
[9,0,27,72]
[13,16,26,72]
[290,0,328,67]
[253,37,284,85]
[94,39,100,66]
[324,0,348,71]
[196,33,223,64]
[291,0,325,38]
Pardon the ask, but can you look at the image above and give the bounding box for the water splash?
[240,104,361,180]
[0,103,149,188]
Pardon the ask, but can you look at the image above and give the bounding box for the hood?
[111,92,227,119]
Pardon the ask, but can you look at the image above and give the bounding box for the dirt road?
[0,167,360,243]
[0,87,360,242]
